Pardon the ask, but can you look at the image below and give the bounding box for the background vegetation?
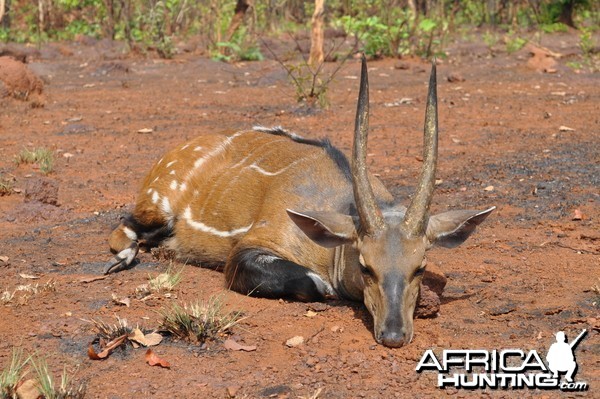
[0,0,598,60]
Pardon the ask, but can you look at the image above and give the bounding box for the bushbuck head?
[288,57,494,347]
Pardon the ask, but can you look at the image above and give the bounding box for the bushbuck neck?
[106,55,495,348]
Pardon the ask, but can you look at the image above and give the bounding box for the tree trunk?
[308,0,325,67]
[557,0,576,28]
[225,0,252,43]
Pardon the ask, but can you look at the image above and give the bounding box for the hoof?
[104,243,139,274]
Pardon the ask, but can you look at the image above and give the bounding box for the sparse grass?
[91,316,133,343]
[482,30,500,54]
[1,280,57,305]
[159,295,244,344]
[31,357,85,399]
[0,174,14,196]
[505,34,527,54]
[14,147,54,174]
[136,264,184,299]
[0,348,29,399]
[148,264,183,293]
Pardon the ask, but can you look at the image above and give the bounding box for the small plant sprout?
[14,147,55,175]
[31,357,85,399]
[262,38,354,109]
[160,295,245,344]
[0,348,29,398]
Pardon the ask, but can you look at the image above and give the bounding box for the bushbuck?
[106,57,494,347]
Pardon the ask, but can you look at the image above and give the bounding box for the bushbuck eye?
[359,263,373,276]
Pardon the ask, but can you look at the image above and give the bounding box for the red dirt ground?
[0,32,598,398]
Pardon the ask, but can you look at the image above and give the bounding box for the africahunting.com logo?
[416,329,589,391]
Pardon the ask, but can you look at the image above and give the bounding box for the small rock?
[572,209,583,221]
[447,72,465,83]
[489,301,517,316]
[415,284,440,318]
[393,62,410,70]
[484,185,494,191]
[285,336,304,347]
[422,263,447,297]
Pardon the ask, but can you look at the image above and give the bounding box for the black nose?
[378,330,406,348]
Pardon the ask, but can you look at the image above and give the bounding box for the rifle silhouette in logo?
[546,329,587,383]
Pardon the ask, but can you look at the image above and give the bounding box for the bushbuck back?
[106,57,494,347]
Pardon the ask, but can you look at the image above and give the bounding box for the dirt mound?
[0,56,44,101]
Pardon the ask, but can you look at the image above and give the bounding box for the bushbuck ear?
[426,207,495,248]
[287,209,357,248]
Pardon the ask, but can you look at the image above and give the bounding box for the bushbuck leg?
[226,249,336,302]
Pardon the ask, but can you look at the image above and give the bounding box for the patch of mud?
[0,56,44,101]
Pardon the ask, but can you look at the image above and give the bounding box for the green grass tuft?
[14,148,55,175]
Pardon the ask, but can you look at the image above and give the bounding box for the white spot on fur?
[169,170,176,175]
[152,191,160,204]
[122,227,138,241]
[152,176,159,183]
[147,188,154,195]
[166,160,177,168]
[179,182,187,192]
[170,180,178,190]
[194,146,203,152]
[161,197,172,215]
[182,207,252,237]
[194,132,244,170]
[248,163,290,176]
[181,144,190,150]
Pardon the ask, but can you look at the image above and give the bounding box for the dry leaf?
[572,209,584,221]
[304,310,318,318]
[0,256,9,263]
[145,349,170,368]
[112,293,131,307]
[19,273,40,279]
[15,379,40,399]
[137,128,153,134]
[128,328,163,347]
[484,185,494,192]
[559,125,575,132]
[88,334,127,360]
[223,338,257,352]
[285,336,304,347]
